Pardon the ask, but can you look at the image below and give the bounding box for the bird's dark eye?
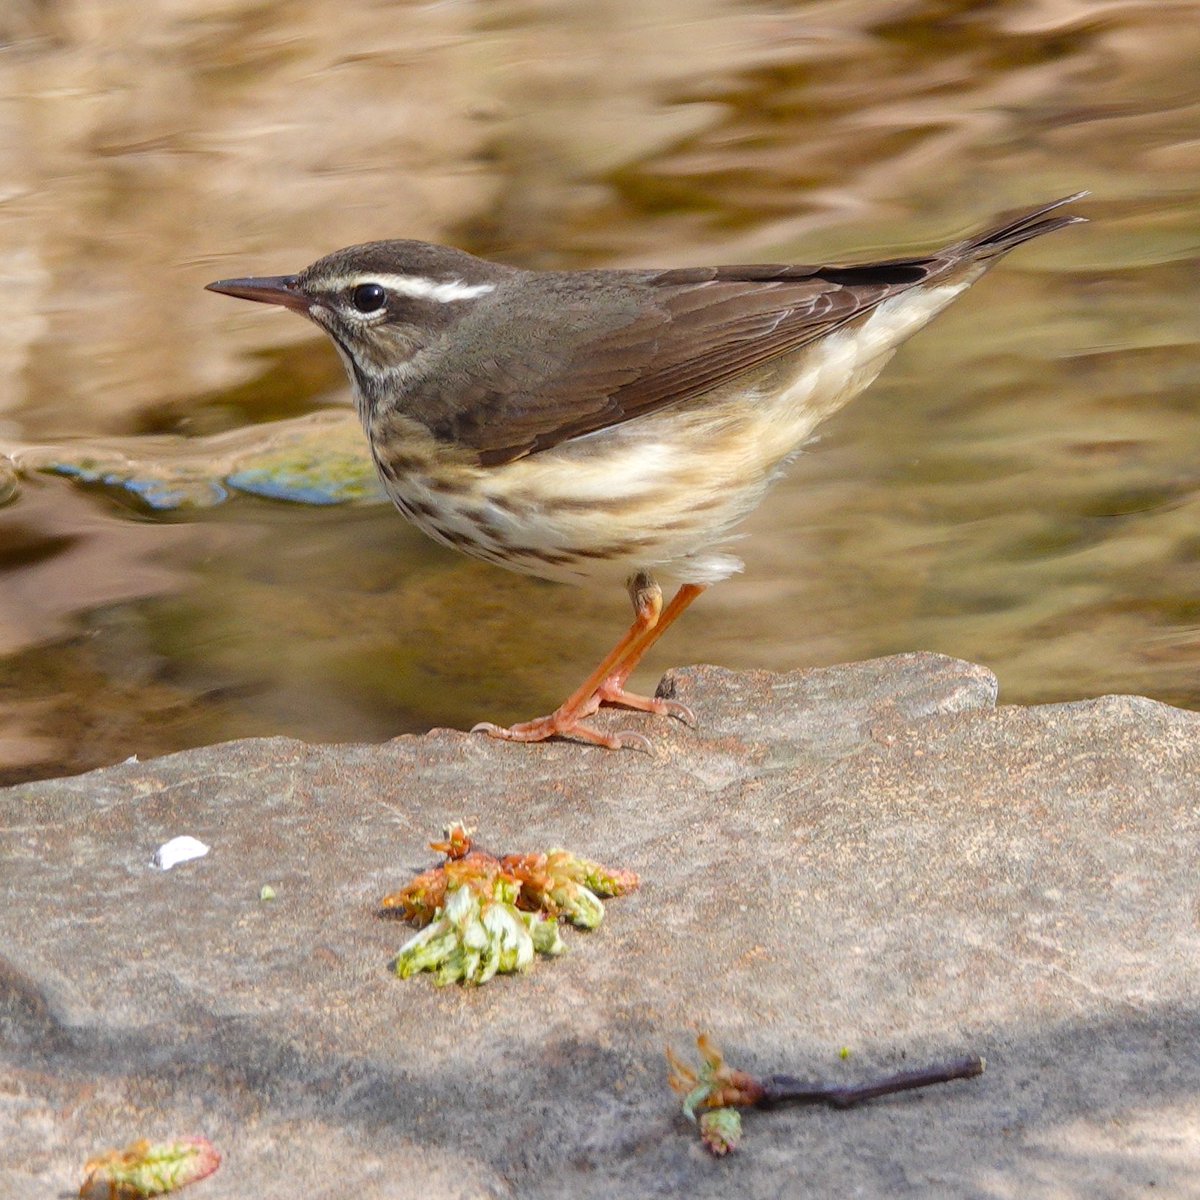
[351,283,386,313]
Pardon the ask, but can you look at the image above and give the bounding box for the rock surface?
[2,653,1198,1199]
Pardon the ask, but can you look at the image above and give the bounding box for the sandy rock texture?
[2,653,1197,1198]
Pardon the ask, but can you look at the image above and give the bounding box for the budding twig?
[668,1035,985,1156]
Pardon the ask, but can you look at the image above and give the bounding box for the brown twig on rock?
[759,1055,985,1109]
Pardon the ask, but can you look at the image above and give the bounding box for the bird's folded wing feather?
[408,257,939,466]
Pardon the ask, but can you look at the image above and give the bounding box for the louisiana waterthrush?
[208,193,1086,750]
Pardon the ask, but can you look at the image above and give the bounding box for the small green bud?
[552,881,605,929]
[547,849,639,897]
[699,1108,742,1156]
[527,914,565,957]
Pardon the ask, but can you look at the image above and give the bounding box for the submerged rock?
[1,653,1197,1197]
[13,411,385,511]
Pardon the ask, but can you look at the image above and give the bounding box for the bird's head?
[207,240,510,388]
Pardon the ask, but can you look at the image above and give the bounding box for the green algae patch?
[225,437,382,505]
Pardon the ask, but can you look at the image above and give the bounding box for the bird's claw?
[611,729,654,754]
[661,698,696,726]
[470,720,509,737]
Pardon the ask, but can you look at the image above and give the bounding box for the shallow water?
[0,0,1197,782]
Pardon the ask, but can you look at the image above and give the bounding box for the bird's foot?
[471,712,652,753]
[594,678,696,726]
[470,676,692,752]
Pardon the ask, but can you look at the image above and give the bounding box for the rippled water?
[1,0,1197,782]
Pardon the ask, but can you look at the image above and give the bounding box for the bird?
[207,192,1086,751]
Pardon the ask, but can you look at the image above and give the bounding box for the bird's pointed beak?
[205,274,311,314]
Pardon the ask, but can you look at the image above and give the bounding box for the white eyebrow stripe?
[322,273,497,303]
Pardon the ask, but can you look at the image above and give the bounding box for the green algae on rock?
[225,441,382,506]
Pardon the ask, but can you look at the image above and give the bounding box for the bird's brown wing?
[408,194,1085,466]
[414,261,931,466]
[519,263,931,461]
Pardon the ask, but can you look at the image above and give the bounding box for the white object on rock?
[153,836,210,870]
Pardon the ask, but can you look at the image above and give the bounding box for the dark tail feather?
[965,191,1089,259]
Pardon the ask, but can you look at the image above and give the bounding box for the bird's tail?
[963,191,1089,260]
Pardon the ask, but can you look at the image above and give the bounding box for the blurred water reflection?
[0,0,1197,781]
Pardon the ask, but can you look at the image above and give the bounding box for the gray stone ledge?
[2,653,1197,1198]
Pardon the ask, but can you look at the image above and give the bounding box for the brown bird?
[208,193,1085,750]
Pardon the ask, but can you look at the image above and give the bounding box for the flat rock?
[2,652,1197,1198]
